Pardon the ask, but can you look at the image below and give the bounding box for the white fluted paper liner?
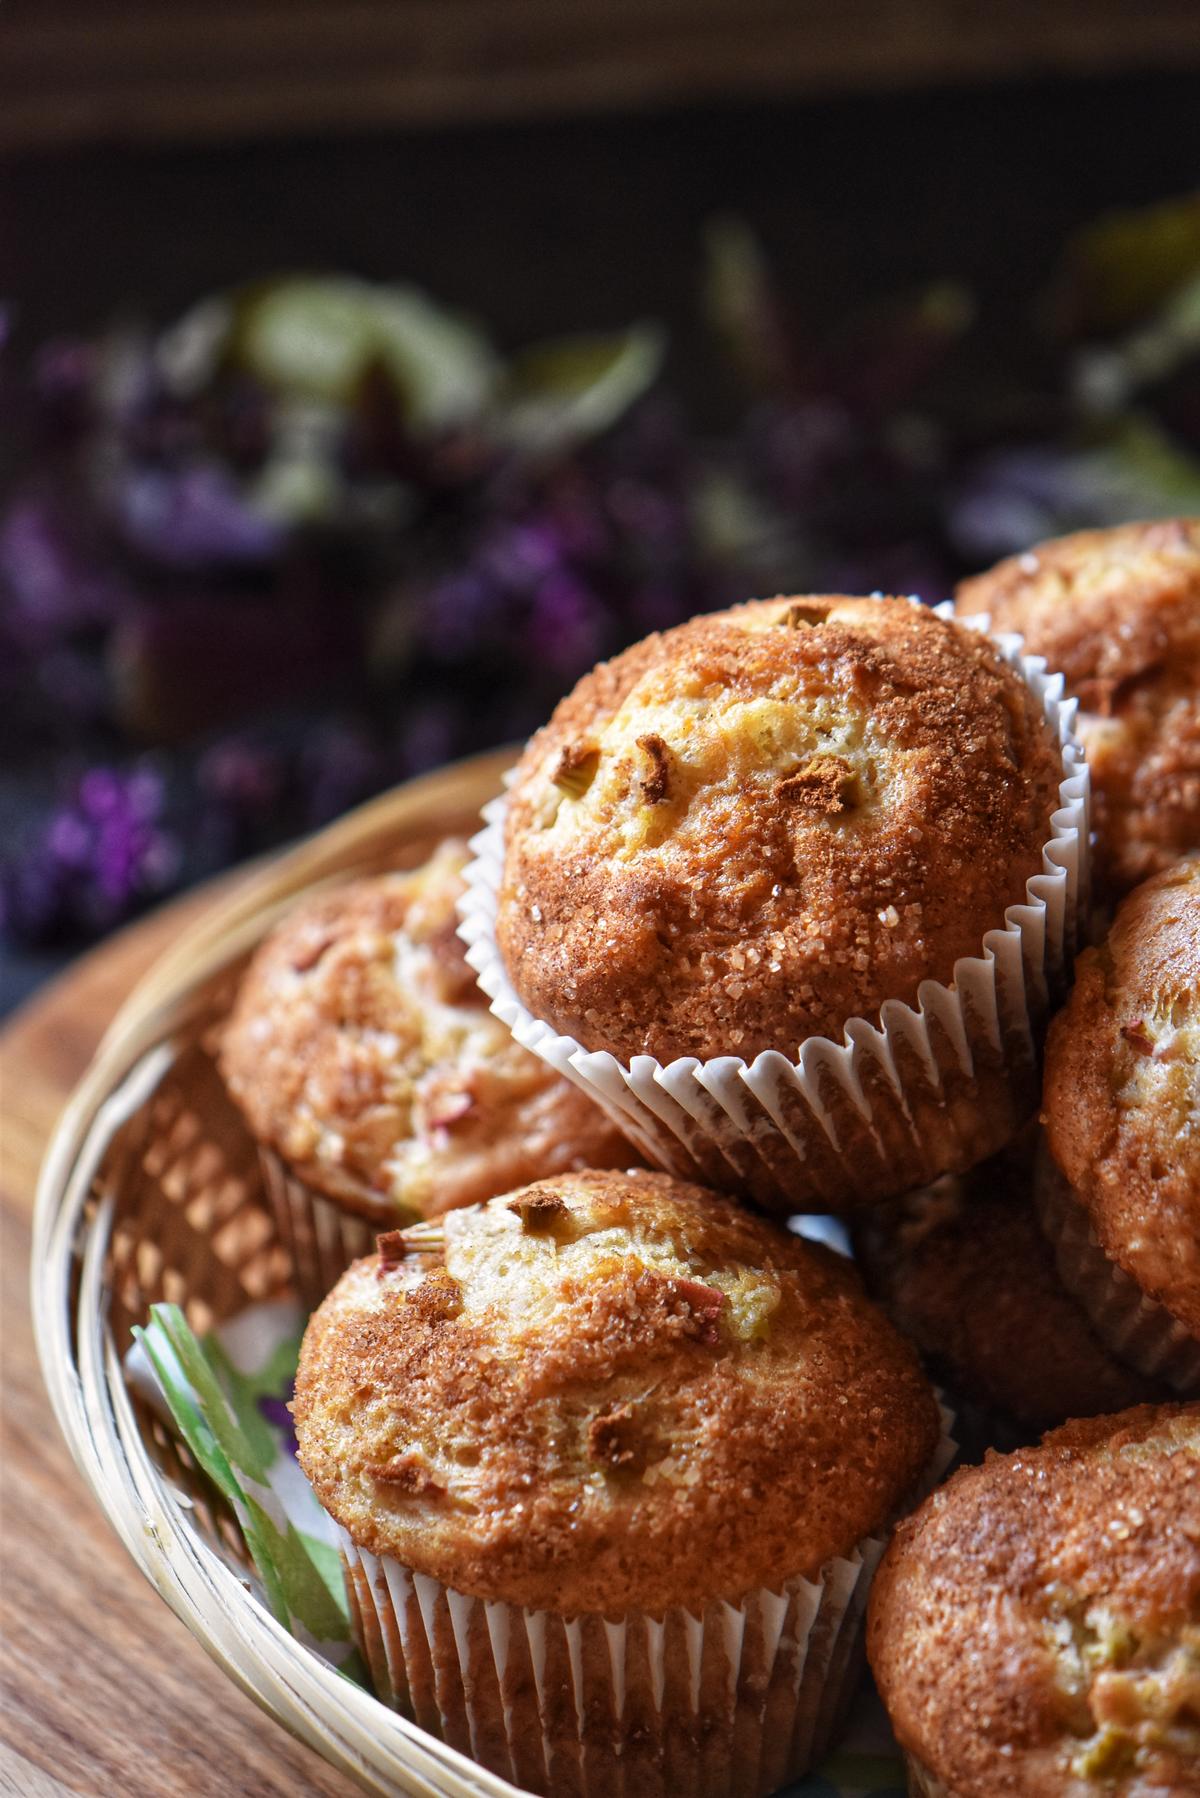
[258,1148,381,1310]
[1035,1149,1200,1395]
[458,607,1090,1214]
[341,1538,876,1797]
[337,1403,956,1798]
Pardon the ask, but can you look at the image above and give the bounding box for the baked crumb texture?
[473,595,1085,1213]
[294,1168,940,1616]
[957,518,1200,900]
[1040,856,1200,1390]
[853,1140,1165,1439]
[220,841,633,1221]
[500,597,1063,1064]
[869,1404,1200,1798]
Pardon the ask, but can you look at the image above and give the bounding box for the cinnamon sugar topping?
[587,1403,645,1470]
[407,1269,463,1321]
[776,755,860,816]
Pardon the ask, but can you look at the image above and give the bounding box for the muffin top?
[294,1168,940,1614]
[956,518,1200,896]
[498,596,1065,1064]
[221,841,632,1220]
[1043,856,1200,1335]
[869,1404,1200,1798]
[853,1145,1164,1436]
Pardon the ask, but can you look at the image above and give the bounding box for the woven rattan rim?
[32,749,533,1798]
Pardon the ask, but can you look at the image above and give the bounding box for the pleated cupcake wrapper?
[337,1405,957,1798]
[458,609,1090,1214]
[258,1148,381,1310]
[342,1535,884,1798]
[1035,1150,1200,1395]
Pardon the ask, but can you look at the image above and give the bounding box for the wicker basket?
[32,749,539,1798]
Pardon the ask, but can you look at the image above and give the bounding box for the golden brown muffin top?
[956,519,1200,896]
[1043,856,1200,1335]
[869,1404,1200,1798]
[853,1145,1165,1436]
[294,1168,940,1614]
[221,841,632,1220]
[498,596,1064,1064]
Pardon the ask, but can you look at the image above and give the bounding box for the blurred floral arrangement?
[3,193,1200,954]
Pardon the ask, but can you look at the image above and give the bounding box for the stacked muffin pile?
[221,522,1200,1798]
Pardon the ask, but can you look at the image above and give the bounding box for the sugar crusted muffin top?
[869,1404,1200,1797]
[956,518,1200,896]
[294,1168,940,1614]
[1043,855,1200,1336]
[221,841,632,1219]
[498,596,1064,1063]
[853,1146,1164,1436]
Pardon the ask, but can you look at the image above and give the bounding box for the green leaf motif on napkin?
[133,1302,353,1649]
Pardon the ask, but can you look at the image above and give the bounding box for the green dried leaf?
[1075,275,1200,414]
[234,276,498,426]
[1080,415,1200,513]
[702,215,793,393]
[1048,192,1200,337]
[201,1334,284,1471]
[151,1303,275,1484]
[133,1318,242,1512]
[244,1498,350,1641]
[135,1306,351,1644]
[498,324,665,451]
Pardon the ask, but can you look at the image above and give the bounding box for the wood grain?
[3,0,1199,151]
[0,874,363,1797]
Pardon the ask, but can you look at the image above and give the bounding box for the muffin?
[956,518,1200,899]
[221,840,634,1301]
[853,1138,1164,1449]
[869,1402,1200,1797]
[462,595,1088,1213]
[1038,854,1200,1394]
[294,1167,947,1797]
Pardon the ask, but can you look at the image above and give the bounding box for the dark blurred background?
[3,0,1200,1010]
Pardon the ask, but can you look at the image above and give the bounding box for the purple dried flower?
[0,762,180,946]
[299,722,389,828]
[480,521,561,588]
[257,1387,299,1459]
[746,399,858,512]
[421,568,501,661]
[605,477,685,548]
[198,739,287,816]
[529,569,605,675]
[192,736,290,865]
[33,336,95,404]
[0,493,128,651]
[115,465,282,569]
[946,446,1106,562]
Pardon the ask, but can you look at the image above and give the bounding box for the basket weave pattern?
[33,753,533,1798]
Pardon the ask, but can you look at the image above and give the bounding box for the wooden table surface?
[0,877,364,1797]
